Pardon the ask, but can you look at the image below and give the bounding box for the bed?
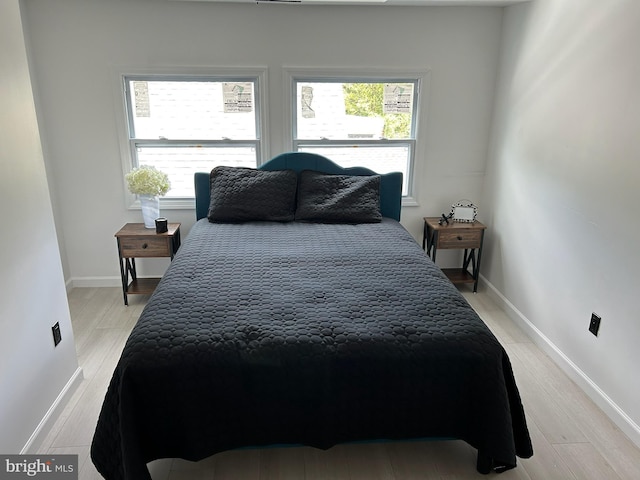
[91,152,533,480]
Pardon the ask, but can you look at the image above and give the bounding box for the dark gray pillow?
[207,166,297,222]
[295,170,382,223]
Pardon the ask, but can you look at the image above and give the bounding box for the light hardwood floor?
[37,286,640,479]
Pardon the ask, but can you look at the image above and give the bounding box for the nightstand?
[422,217,486,293]
[115,223,181,305]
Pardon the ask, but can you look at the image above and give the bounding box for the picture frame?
[450,200,477,223]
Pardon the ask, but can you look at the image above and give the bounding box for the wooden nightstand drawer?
[119,236,171,257]
[438,229,483,249]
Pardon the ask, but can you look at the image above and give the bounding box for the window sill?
[402,196,418,207]
[129,197,416,211]
[128,198,196,210]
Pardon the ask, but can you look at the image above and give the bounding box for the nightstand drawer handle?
[142,243,148,249]
[457,236,463,241]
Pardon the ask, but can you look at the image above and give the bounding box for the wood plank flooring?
[37,287,640,479]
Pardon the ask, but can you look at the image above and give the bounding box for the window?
[122,73,265,203]
[292,76,422,198]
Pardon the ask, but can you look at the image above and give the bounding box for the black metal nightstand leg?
[119,257,128,306]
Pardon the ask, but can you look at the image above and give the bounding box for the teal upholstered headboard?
[194,152,403,221]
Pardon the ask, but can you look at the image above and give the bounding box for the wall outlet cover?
[589,313,601,337]
[52,322,62,346]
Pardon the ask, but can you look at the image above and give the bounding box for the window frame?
[285,68,428,204]
[117,68,269,210]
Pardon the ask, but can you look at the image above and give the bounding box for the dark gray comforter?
[91,219,532,479]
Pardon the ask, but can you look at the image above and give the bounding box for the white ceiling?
[169,0,531,6]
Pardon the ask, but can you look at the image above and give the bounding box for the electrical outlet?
[52,322,62,346]
[589,313,601,337]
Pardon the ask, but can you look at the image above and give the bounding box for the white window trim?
[114,66,269,210]
[283,67,430,206]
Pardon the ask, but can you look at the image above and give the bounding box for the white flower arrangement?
[125,166,171,196]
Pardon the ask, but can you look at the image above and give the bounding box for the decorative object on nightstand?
[450,199,478,223]
[115,222,181,305]
[125,166,171,228]
[139,195,160,228]
[422,217,486,293]
[155,217,168,233]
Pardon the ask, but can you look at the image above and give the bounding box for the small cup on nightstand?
[155,217,168,234]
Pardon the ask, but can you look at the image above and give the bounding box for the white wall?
[483,0,640,443]
[22,0,503,283]
[0,0,80,453]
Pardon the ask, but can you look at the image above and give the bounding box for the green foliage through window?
[342,83,412,139]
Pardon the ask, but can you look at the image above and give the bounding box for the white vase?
[139,195,160,229]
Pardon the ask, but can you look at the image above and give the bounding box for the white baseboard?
[481,275,640,449]
[21,367,84,454]
[70,276,123,288]
[71,276,167,289]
